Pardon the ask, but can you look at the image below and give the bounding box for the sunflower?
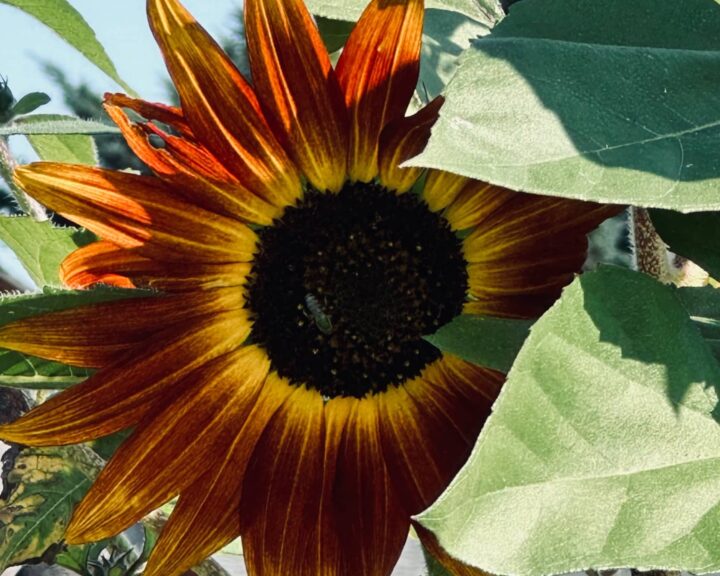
[0,0,618,574]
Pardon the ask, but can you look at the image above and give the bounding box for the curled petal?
[148,0,301,207]
[105,100,279,225]
[336,0,424,182]
[61,241,251,292]
[245,0,348,192]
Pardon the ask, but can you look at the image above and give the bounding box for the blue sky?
[1,0,242,109]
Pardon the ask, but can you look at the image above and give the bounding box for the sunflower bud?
[0,77,15,124]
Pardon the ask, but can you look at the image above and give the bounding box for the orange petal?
[414,522,492,576]
[104,100,279,225]
[143,373,294,576]
[61,241,251,292]
[66,346,270,543]
[147,0,301,207]
[379,96,443,193]
[423,170,469,213]
[461,189,621,317]
[332,399,409,575]
[103,92,191,135]
[245,0,348,192]
[0,310,249,446]
[379,355,504,515]
[336,0,424,182]
[13,163,257,263]
[0,289,241,368]
[241,382,329,575]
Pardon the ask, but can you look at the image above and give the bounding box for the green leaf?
[305,0,504,27]
[0,444,103,570]
[425,314,533,373]
[0,116,119,136]
[9,92,50,118]
[0,0,135,95]
[649,209,720,279]
[0,350,89,390]
[421,9,490,99]
[409,0,720,212]
[22,114,98,165]
[316,16,355,53]
[676,285,720,361]
[0,217,95,287]
[417,267,720,575]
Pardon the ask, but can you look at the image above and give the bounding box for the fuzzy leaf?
[0,0,135,94]
[0,444,102,570]
[676,285,720,361]
[305,0,504,27]
[0,116,119,136]
[417,267,720,575]
[0,217,94,287]
[426,314,533,373]
[409,0,720,212]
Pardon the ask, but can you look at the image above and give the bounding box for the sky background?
[0,0,243,286]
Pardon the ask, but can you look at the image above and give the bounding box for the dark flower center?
[245,183,467,398]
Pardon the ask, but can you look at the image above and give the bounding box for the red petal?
[0,311,249,446]
[66,346,270,543]
[14,163,257,262]
[245,0,348,192]
[147,0,301,207]
[336,0,424,182]
[105,100,279,225]
[380,355,504,514]
[143,373,293,576]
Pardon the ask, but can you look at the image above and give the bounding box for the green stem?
[0,136,48,221]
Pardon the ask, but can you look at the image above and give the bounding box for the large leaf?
[676,285,720,361]
[421,9,490,99]
[409,0,720,212]
[417,267,720,575]
[304,0,504,27]
[426,314,533,373]
[0,444,102,570]
[0,116,119,136]
[0,0,135,94]
[0,217,94,287]
[23,114,98,165]
[650,210,720,279]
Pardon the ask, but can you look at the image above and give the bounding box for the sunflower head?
[0,0,619,574]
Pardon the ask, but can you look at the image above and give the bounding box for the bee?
[304,293,333,335]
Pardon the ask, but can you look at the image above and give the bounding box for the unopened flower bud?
[0,77,15,123]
